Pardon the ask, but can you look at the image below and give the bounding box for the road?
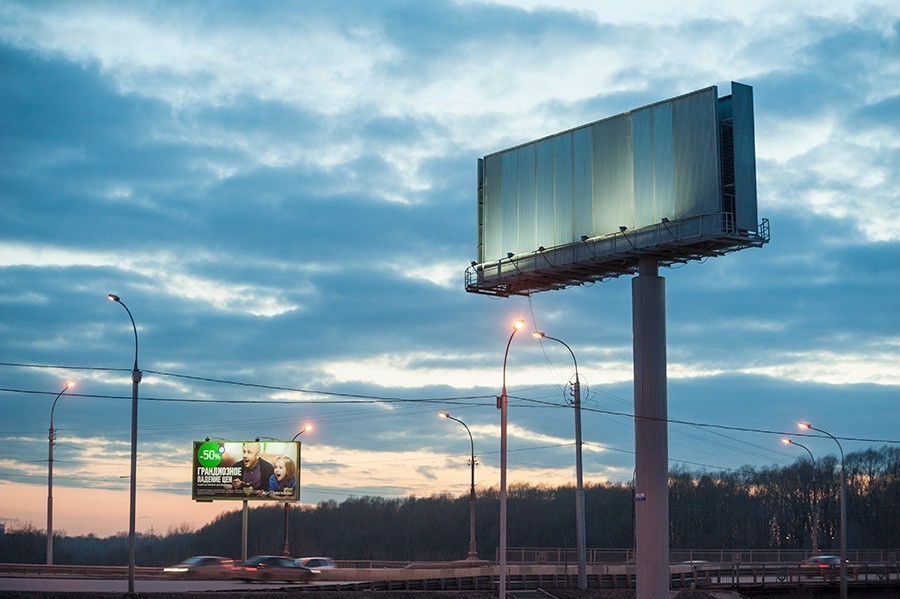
[2,564,897,595]
[0,576,333,594]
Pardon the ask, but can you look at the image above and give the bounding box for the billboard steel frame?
[466,212,769,297]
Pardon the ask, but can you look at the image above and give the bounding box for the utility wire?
[1,382,896,445]
[509,394,900,445]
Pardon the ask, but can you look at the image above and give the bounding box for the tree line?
[1,445,896,565]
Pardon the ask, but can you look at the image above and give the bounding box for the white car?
[163,555,234,579]
[295,556,335,570]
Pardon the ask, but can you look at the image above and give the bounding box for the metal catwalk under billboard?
[191,440,300,502]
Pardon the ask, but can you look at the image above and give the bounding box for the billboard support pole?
[632,257,669,599]
[241,500,248,561]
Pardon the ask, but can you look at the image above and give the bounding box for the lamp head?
[507,252,515,259]
[532,331,545,339]
[107,294,121,302]
[798,422,811,430]
[303,424,313,433]
[782,438,792,445]
[538,246,546,252]
[580,235,589,242]
[470,261,477,267]
[661,217,670,223]
[439,411,449,418]
[66,381,75,389]
[513,319,525,331]
[619,226,628,232]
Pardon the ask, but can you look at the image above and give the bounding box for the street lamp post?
[782,438,819,554]
[499,318,525,598]
[107,293,141,595]
[533,331,586,590]
[799,422,846,599]
[283,424,312,557]
[47,381,75,565]
[439,411,479,560]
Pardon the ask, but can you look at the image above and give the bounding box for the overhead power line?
[2,362,898,446]
[510,395,899,445]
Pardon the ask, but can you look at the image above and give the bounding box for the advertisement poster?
[191,440,300,501]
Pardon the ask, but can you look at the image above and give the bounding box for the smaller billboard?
[192,440,300,502]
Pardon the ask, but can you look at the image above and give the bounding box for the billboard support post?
[241,500,248,561]
[632,257,669,599]
[282,501,290,557]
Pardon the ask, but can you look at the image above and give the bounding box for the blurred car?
[295,556,335,570]
[162,555,234,579]
[800,555,860,580]
[231,555,319,583]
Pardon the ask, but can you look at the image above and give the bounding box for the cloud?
[1,0,898,537]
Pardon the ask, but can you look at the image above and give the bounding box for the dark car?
[163,555,234,579]
[231,555,319,583]
[800,555,859,580]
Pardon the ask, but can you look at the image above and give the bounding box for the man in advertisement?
[232,442,274,494]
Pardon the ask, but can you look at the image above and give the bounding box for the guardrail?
[0,563,166,578]
[502,547,900,565]
[3,560,898,592]
[681,561,900,591]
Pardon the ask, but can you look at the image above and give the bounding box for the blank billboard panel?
[469,82,767,297]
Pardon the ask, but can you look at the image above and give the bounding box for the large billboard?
[466,82,768,297]
[192,440,301,502]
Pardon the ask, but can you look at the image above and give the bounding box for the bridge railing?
[1,560,898,592]
[501,547,899,565]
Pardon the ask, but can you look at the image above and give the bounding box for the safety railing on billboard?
[466,212,770,297]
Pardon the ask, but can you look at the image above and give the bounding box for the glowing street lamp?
[533,331,587,589]
[47,381,75,565]
[439,411,479,560]
[107,293,141,594]
[499,318,525,598]
[799,422,846,599]
[293,424,313,441]
[282,424,313,557]
[782,438,819,554]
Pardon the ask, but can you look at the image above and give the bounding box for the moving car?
[800,555,859,580]
[231,555,320,583]
[295,556,335,570]
[163,555,234,579]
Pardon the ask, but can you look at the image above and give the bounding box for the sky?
[1,0,898,539]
